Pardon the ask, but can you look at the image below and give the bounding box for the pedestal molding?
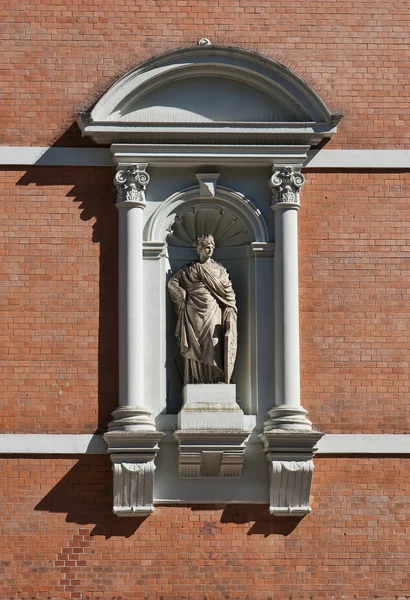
[174,430,251,478]
[175,384,251,477]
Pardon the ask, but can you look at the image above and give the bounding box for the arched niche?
[78,42,342,425]
[79,42,342,423]
[143,184,273,417]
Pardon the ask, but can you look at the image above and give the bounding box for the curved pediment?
[108,70,309,124]
[113,74,306,123]
[79,44,341,145]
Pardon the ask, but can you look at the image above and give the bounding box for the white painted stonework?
[175,384,250,477]
[178,385,245,430]
[112,456,156,516]
[77,45,341,146]
[103,164,163,516]
[2,147,410,169]
[260,430,323,515]
[2,434,408,457]
[76,44,345,514]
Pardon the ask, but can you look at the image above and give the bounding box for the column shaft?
[118,204,144,407]
[274,206,301,407]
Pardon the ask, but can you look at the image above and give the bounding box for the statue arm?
[168,272,186,314]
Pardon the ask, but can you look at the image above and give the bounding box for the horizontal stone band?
[0,434,409,455]
[0,147,410,169]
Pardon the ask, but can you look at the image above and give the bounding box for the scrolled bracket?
[260,430,323,516]
[104,430,164,517]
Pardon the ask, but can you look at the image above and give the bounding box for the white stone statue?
[168,234,237,385]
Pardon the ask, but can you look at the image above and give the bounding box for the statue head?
[196,234,215,262]
[196,234,215,252]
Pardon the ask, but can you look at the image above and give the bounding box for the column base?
[108,405,157,432]
[260,429,323,516]
[264,404,313,431]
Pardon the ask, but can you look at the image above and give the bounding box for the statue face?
[198,242,214,262]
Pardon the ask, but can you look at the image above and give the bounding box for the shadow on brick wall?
[34,455,144,538]
[220,505,302,537]
[16,128,118,433]
[188,504,302,537]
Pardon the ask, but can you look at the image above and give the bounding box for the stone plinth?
[175,384,250,477]
[178,384,245,430]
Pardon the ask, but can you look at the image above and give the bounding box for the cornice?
[1,147,410,169]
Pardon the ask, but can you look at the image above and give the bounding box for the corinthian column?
[266,166,312,430]
[104,164,163,517]
[261,166,323,516]
[110,165,154,431]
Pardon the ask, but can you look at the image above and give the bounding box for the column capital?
[269,166,305,210]
[114,163,150,208]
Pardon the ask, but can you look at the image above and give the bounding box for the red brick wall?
[2,2,410,598]
[301,171,410,433]
[2,0,410,149]
[2,168,410,434]
[1,167,118,433]
[0,456,409,599]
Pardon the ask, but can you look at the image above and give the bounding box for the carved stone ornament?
[196,173,219,198]
[174,428,250,477]
[269,166,305,207]
[114,164,150,206]
[197,38,212,46]
[111,457,156,516]
[260,430,323,516]
[103,430,163,517]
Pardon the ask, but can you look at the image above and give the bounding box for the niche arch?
[144,183,271,417]
[145,185,268,244]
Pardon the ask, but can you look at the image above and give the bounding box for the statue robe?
[168,260,237,384]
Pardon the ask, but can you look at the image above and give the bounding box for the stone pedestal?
[178,384,244,430]
[174,384,250,477]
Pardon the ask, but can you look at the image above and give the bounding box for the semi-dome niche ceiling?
[167,207,250,248]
